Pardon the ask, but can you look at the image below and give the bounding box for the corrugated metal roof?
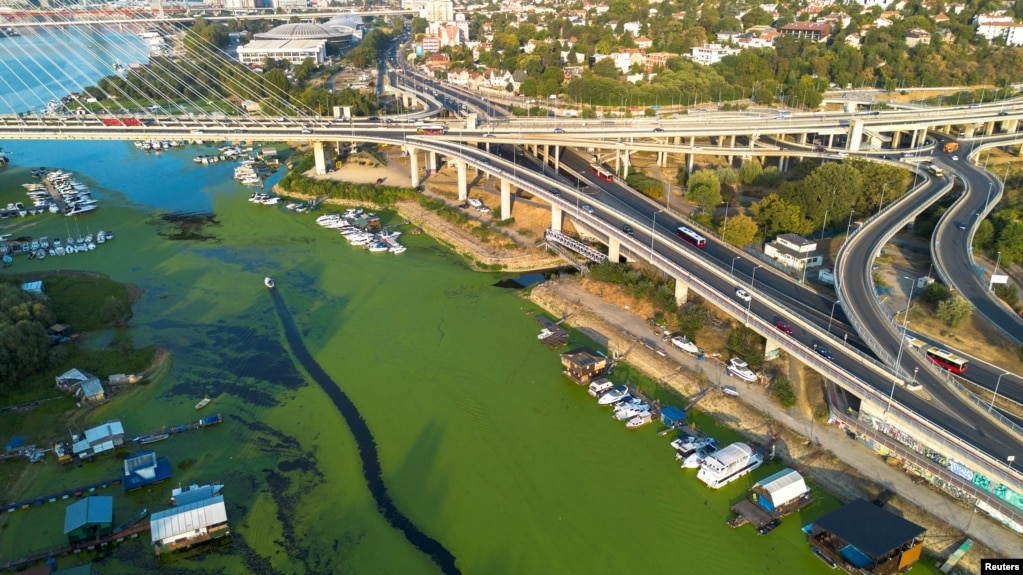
[151,496,228,543]
[755,468,809,507]
[64,496,113,534]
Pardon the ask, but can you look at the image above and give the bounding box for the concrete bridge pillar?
[844,100,858,114]
[614,150,621,174]
[501,179,512,220]
[674,277,689,305]
[731,134,738,148]
[847,120,864,151]
[543,144,550,166]
[686,153,694,174]
[554,146,560,172]
[429,150,438,173]
[890,131,901,149]
[964,126,977,138]
[623,150,630,175]
[764,336,782,359]
[778,156,787,172]
[457,161,468,201]
[909,130,919,149]
[408,147,420,188]
[551,205,563,232]
[986,121,997,136]
[828,134,834,148]
[1005,119,1020,133]
[313,141,330,175]
[797,133,806,145]
[608,237,620,262]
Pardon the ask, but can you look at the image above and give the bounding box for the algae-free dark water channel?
[0,141,943,574]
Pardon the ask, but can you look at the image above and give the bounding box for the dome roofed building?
[238,22,353,68]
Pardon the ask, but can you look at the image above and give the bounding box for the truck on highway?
[943,142,959,153]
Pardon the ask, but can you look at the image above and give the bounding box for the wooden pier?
[129,413,223,444]
[40,173,69,215]
[0,521,149,571]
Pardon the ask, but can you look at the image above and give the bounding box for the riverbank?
[530,277,1012,574]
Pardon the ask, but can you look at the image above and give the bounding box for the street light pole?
[650,209,663,261]
[845,209,856,241]
[886,319,910,416]
[730,256,741,277]
[877,183,888,215]
[827,300,841,333]
[991,371,1010,410]
[990,250,1002,292]
[750,264,762,290]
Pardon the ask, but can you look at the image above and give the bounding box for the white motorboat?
[349,234,371,246]
[367,242,389,252]
[316,214,339,225]
[614,401,651,421]
[587,378,614,397]
[672,436,717,460]
[625,411,653,429]
[264,277,275,289]
[96,231,106,244]
[389,244,407,254]
[682,443,719,469]
[697,443,764,489]
[598,385,630,406]
[727,358,758,382]
[670,335,699,354]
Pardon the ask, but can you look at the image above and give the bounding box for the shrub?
[771,375,797,407]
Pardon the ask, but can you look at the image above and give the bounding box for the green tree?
[771,375,798,407]
[751,194,811,237]
[937,295,972,327]
[722,213,759,247]
[785,75,823,109]
[922,282,951,306]
[727,325,765,370]
[685,169,722,210]
[974,219,995,252]
[263,68,290,97]
[995,220,1023,265]
[738,159,763,185]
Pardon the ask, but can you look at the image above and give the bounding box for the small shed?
[560,347,608,384]
[55,368,93,391]
[72,420,125,458]
[751,468,810,513]
[21,280,43,296]
[808,498,925,575]
[63,496,113,543]
[660,406,687,428]
[78,379,105,403]
[53,564,94,575]
[48,323,72,342]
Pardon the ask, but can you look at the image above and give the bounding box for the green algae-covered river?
[0,140,943,574]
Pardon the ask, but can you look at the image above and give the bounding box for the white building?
[237,39,327,66]
[150,495,230,556]
[764,233,823,270]
[689,43,740,66]
[424,0,453,23]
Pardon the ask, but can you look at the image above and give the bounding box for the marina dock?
[729,499,779,533]
[130,413,223,444]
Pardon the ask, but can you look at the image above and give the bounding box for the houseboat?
[696,442,763,489]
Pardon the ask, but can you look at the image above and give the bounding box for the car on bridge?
[581,204,595,214]
[653,127,665,133]
[774,320,793,334]
[814,344,834,360]
[957,222,968,230]
[735,288,751,303]
[301,128,313,134]
[554,128,565,133]
[622,224,634,235]
[548,188,561,197]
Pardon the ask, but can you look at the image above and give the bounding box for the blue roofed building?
[63,496,113,543]
[122,451,172,491]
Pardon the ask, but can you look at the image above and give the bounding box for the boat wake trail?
[268,287,460,575]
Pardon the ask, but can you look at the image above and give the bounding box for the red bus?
[589,163,614,182]
[101,117,144,126]
[925,347,968,374]
[416,125,447,135]
[676,226,706,248]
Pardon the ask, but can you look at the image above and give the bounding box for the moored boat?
[597,385,630,406]
[264,277,275,289]
[696,442,764,489]
[670,335,699,354]
[195,397,211,410]
[625,411,653,429]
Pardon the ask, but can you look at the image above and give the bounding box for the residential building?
[779,22,831,42]
[421,35,440,53]
[764,233,823,270]
[806,499,925,574]
[71,420,125,458]
[424,0,453,23]
[21,280,43,296]
[905,28,931,47]
[560,347,608,384]
[78,379,106,403]
[689,43,740,66]
[634,36,653,48]
[123,451,173,491]
[644,51,674,72]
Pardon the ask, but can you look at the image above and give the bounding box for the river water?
[0,31,942,575]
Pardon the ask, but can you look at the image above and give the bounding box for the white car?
[735,288,751,303]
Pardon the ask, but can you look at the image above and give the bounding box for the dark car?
[814,344,834,360]
[774,320,793,334]
[814,146,826,152]
[622,223,634,235]
[554,127,565,133]
[653,127,665,133]
[368,116,381,121]
[548,188,561,197]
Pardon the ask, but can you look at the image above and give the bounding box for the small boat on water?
[134,431,170,444]
[625,411,653,429]
[614,400,651,421]
[587,378,614,397]
[673,435,717,460]
[598,385,630,406]
[264,277,275,289]
[195,397,211,410]
[682,442,719,469]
